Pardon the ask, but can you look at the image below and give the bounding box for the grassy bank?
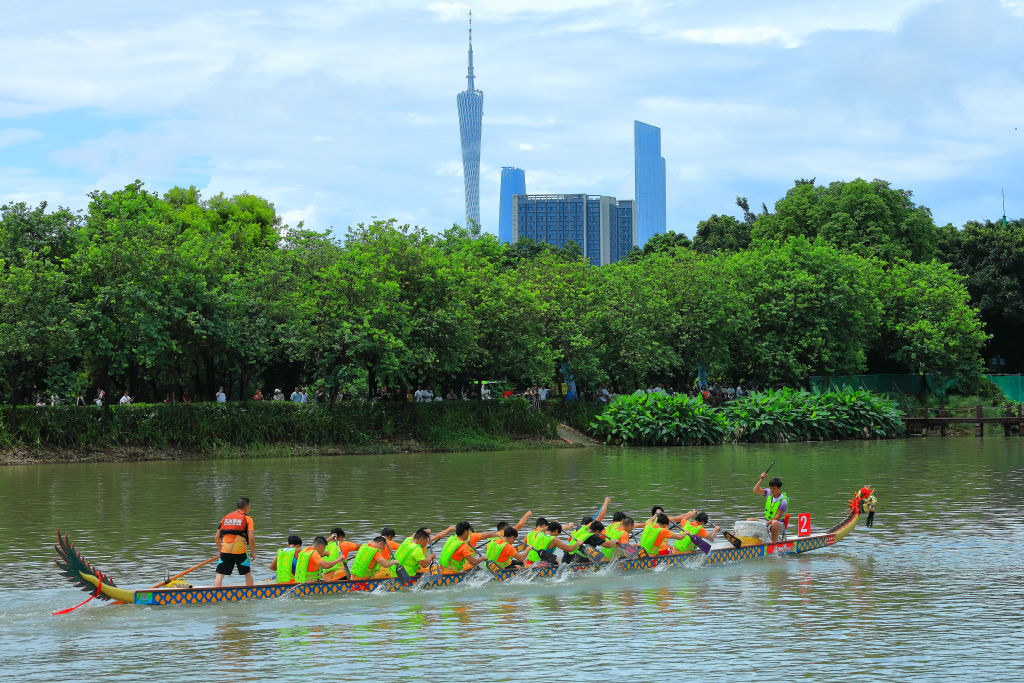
[0,399,559,463]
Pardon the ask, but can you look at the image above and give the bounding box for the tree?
[692,214,750,253]
[941,218,1024,371]
[624,230,692,261]
[752,178,939,262]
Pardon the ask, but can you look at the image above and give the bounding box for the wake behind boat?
[53,487,876,609]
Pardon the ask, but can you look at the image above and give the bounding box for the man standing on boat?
[214,497,255,588]
[752,473,789,542]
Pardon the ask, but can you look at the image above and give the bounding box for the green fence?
[987,375,1024,402]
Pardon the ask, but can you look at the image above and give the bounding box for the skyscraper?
[457,12,484,228]
[634,121,666,246]
[498,167,526,243]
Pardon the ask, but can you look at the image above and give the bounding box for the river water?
[1,438,1022,682]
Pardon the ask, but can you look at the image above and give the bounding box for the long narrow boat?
[54,487,876,609]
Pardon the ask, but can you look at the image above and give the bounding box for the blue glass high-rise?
[498,167,526,243]
[634,121,666,246]
[457,14,483,228]
[511,194,636,265]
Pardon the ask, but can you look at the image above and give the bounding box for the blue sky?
[1,0,1022,236]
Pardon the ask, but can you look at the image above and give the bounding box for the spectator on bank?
[94,389,105,406]
[163,393,173,404]
[315,388,326,403]
[272,388,284,401]
[76,395,87,406]
[538,386,549,401]
[119,390,133,405]
[182,390,192,403]
[446,389,458,401]
[290,386,302,403]
[216,387,227,403]
[253,389,264,401]
[480,384,492,400]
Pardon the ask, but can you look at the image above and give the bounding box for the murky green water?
[2,438,1022,682]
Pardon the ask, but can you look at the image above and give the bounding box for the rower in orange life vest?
[214,497,255,588]
[638,512,698,556]
[671,511,720,553]
[751,473,789,542]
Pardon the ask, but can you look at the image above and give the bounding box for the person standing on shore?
[214,497,255,588]
[216,387,227,403]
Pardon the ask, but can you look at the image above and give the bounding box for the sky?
[1,0,1022,237]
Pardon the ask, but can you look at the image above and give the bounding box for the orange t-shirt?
[441,540,476,574]
[337,541,359,559]
[219,512,253,553]
[302,548,322,574]
[495,542,517,564]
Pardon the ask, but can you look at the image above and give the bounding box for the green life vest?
[439,536,470,572]
[601,526,626,559]
[525,532,555,563]
[324,541,341,563]
[485,538,515,568]
[391,538,425,578]
[349,543,381,579]
[275,546,299,583]
[673,521,704,553]
[293,547,319,583]
[765,492,790,522]
[570,528,593,557]
[525,529,544,548]
[639,524,666,555]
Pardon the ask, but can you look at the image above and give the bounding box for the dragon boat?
[53,487,876,609]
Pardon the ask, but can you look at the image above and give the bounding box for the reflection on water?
[1,438,1023,681]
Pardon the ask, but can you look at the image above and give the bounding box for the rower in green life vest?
[438,521,485,575]
[389,528,441,579]
[672,511,720,553]
[268,535,303,583]
[321,527,360,581]
[293,536,344,583]
[601,516,636,559]
[349,536,398,580]
[485,527,529,569]
[565,520,619,563]
[524,521,583,566]
[638,512,694,556]
[751,473,790,542]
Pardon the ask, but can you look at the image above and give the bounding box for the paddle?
[151,555,219,589]
[764,461,775,476]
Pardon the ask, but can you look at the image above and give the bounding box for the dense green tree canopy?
[752,178,939,262]
[0,178,997,403]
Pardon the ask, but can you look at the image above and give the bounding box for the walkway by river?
[1,438,1022,681]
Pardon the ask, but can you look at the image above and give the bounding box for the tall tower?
[457,11,484,228]
[634,120,666,246]
[499,166,526,243]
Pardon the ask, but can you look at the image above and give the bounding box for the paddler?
[380,527,399,557]
[320,527,359,581]
[438,521,486,574]
[566,497,613,558]
[638,512,696,556]
[294,536,345,583]
[390,528,439,579]
[524,521,583,567]
[268,535,303,583]
[601,516,636,559]
[751,473,789,542]
[214,497,255,588]
[671,512,720,554]
[348,536,398,580]
[564,520,619,563]
[485,527,530,569]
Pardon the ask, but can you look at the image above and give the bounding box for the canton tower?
[457,11,483,227]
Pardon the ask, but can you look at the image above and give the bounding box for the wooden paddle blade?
[689,534,711,554]
[619,543,640,557]
[578,544,604,562]
[395,565,411,582]
[723,531,743,549]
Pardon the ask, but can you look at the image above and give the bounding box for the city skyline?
[0,2,1021,237]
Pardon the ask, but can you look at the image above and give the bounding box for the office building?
[498,167,526,243]
[634,120,666,246]
[457,13,483,227]
[511,194,637,265]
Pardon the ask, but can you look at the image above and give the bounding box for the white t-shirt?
[216,392,226,403]
[119,395,132,404]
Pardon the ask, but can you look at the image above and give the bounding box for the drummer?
[751,472,789,542]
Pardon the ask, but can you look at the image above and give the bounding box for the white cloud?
[0,129,41,147]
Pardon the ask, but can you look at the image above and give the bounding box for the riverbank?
[0,400,569,464]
